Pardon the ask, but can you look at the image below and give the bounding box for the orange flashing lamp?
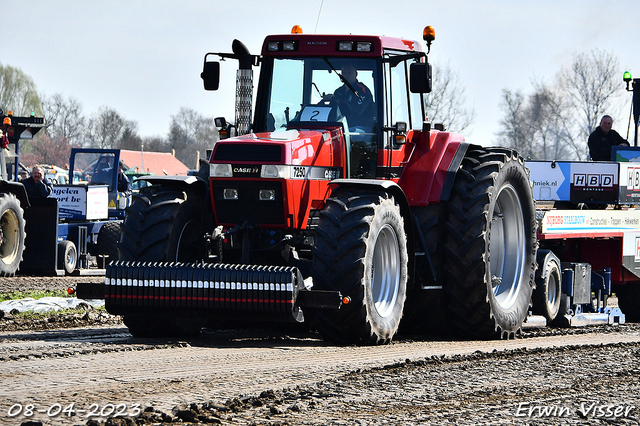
[423,26,435,42]
[423,26,435,53]
[292,25,303,34]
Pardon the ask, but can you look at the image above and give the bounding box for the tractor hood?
[209,128,346,178]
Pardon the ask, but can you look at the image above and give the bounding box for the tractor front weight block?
[104,261,342,323]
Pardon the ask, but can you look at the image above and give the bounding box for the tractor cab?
[202,28,434,180]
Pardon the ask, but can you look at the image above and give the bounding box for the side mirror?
[201,61,220,91]
[410,62,432,93]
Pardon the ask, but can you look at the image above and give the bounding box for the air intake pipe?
[233,40,254,136]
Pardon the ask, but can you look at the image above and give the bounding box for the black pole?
[633,79,640,147]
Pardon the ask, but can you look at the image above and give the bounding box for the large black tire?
[119,187,205,262]
[118,186,206,337]
[97,221,121,265]
[532,250,562,323]
[616,284,640,323]
[58,240,78,275]
[0,192,26,276]
[401,202,449,335]
[312,188,408,345]
[444,147,537,339]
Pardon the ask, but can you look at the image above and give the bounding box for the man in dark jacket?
[323,64,376,131]
[22,165,53,199]
[588,115,629,160]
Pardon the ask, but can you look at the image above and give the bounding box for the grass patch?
[0,289,72,302]
[13,306,106,320]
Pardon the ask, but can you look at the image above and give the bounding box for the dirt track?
[1,275,640,425]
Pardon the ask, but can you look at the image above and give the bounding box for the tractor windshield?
[263,57,378,135]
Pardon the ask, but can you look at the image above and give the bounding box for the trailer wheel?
[532,250,561,323]
[58,240,77,275]
[312,189,408,345]
[444,147,537,339]
[97,221,121,265]
[0,193,26,277]
[119,187,205,262]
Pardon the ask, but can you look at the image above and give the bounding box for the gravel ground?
[91,341,640,426]
[4,275,640,426]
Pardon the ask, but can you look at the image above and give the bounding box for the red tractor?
[107,26,537,344]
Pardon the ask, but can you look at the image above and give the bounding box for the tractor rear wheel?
[444,147,537,339]
[0,193,26,277]
[312,188,408,345]
[118,186,206,337]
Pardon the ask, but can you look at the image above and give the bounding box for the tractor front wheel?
[0,193,26,277]
[312,189,408,345]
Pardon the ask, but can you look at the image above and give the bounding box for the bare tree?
[20,133,72,167]
[117,122,143,151]
[168,107,217,168]
[0,63,42,115]
[497,49,625,161]
[41,93,85,143]
[497,89,533,157]
[424,63,475,133]
[558,49,624,141]
[85,106,129,149]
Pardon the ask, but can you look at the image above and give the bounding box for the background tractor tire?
[0,192,26,277]
[119,186,205,262]
[118,185,206,337]
[616,284,640,323]
[312,188,408,345]
[443,146,537,339]
[58,240,78,275]
[532,250,562,323]
[97,221,121,265]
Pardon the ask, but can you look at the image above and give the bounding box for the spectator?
[22,165,52,199]
[323,64,376,131]
[117,160,131,194]
[588,115,630,161]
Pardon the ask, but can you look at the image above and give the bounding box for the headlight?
[261,165,289,179]
[259,189,276,201]
[210,163,232,177]
[223,188,238,200]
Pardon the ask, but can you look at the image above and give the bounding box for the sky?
[2,0,639,147]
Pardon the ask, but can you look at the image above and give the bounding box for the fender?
[398,131,470,206]
[328,178,415,285]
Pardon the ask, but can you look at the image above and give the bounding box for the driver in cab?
[323,64,376,132]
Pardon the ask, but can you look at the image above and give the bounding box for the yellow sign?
[108,199,116,208]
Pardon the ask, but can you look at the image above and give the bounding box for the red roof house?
[119,149,189,176]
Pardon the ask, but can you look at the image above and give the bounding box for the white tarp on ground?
[0,297,104,315]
